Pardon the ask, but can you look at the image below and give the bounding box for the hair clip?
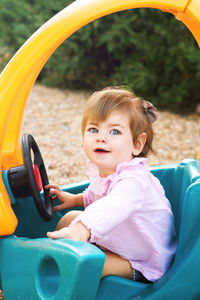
[143,100,158,123]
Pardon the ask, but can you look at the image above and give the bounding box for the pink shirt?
[71,158,177,282]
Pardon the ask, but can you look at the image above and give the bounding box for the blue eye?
[89,127,98,133]
[110,129,120,135]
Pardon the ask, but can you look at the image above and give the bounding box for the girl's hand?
[47,221,90,242]
[45,184,83,212]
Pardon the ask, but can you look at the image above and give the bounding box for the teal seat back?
[152,159,200,238]
[170,159,200,237]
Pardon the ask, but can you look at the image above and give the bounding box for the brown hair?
[81,87,156,157]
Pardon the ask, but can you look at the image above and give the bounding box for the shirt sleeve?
[70,177,145,243]
[83,188,90,208]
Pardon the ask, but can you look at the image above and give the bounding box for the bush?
[0,0,199,112]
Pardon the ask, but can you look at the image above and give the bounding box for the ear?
[132,132,147,156]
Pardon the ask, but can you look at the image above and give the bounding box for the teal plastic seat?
[0,159,200,299]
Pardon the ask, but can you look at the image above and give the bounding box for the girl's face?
[83,111,146,177]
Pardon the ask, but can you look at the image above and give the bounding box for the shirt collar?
[88,157,147,182]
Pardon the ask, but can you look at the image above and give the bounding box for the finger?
[45,184,61,191]
[53,203,67,212]
[49,195,57,201]
[45,184,59,188]
[47,229,67,239]
[48,189,61,197]
[47,231,59,239]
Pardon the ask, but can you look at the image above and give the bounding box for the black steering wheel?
[21,133,53,221]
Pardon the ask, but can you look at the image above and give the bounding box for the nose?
[96,131,107,143]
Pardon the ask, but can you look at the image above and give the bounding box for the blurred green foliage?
[0,0,200,112]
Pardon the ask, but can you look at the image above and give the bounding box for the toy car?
[0,0,200,299]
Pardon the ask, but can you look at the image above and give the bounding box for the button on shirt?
[71,158,177,282]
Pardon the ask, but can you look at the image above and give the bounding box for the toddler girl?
[46,87,177,283]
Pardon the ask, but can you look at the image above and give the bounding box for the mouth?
[94,148,110,153]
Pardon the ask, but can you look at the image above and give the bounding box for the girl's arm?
[45,184,84,211]
[70,177,144,240]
